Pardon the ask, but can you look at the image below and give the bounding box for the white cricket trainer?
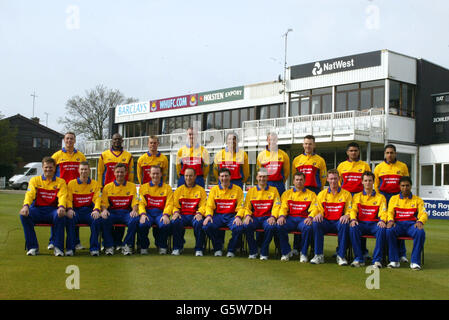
[122,245,132,256]
[159,248,167,255]
[105,247,114,256]
[387,261,400,268]
[299,254,308,263]
[350,260,365,267]
[410,263,422,270]
[337,255,348,266]
[65,250,74,257]
[280,255,290,261]
[171,249,181,256]
[75,244,85,250]
[47,244,54,250]
[248,254,258,259]
[26,248,39,256]
[226,252,235,258]
[54,247,64,257]
[372,261,382,268]
[260,255,268,260]
[140,248,149,255]
[90,250,99,256]
[400,256,409,263]
[195,250,203,257]
[214,250,223,257]
[310,254,324,264]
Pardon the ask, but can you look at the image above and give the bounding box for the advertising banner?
[116,102,150,117]
[424,199,449,220]
[198,86,244,105]
[150,94,198,112]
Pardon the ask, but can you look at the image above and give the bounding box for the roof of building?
[2,113,64,138]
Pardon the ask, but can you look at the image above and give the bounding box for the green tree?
[60,85,137,140]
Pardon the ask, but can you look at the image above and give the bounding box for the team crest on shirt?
[53,186,58,189]
[126,192,130,195]
[160,193,164,196]
[231,195,235,198]
[339,198,342,202]
[76,158,80,161]
[268,196,272,199]
[358,169,362,172]
[304,197,308,200]
[313,162,317,166]
[123,159,127,162]
[90,189,93,192]
[373,202,377,205]
[411,204,415,207]
[397,171,401,174]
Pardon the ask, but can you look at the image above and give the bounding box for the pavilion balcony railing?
[83,108,385,156]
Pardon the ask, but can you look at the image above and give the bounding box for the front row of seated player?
[19,158,427,270]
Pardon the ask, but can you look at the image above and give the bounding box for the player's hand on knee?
[139,214,149,224]
[66,209,75,219]
[101,209,110,219]
[19,205,29,217]
[203,215,213,226]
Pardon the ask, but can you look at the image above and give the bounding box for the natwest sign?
[150,94,198,112]
[290,50,381,79]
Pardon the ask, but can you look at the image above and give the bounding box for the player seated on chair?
[65,161,102,256]
[100,163,139,256]
[349,171,387,268]
[310,169,352,266]
[386,176,428,270]
[202,167,245,258]
[137,165,173,255]
[19,157,67,257]
[170,167,207,257]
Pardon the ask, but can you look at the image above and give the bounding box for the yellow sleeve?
[97,154,105,187]
[350,194,360,220]
[128,157,135,183]
[378,195,388,222]
[172,188,181,214]
[130,184,138,208]
[236,187,244,214]
[344,192,352,216]
[365,162,371,173]
[239,188,253,218]
[79,152,87,162]
[283,151,290,183]
[101,185,110,209]
[308,193,319,217]
[213,152,220,182]
[197,187,207,216]
[313,191,326,218]
[176,148,182,178]
[403,163,410,177]
[202,147,210,178]
[92,181,102,212]
[272,188,282,218]
[23,177,38,207]
[57,180,68,208]
[417,197,428,224]
[163,187,174,216]
[243,151,250,183]
[162,155,169,184]
[136,156,143,185]
[205,187,216,217]
[374,165,381,194]
[279,192,290,217]
[320,158,327,190]
[66,181,74,209]
[138,185,148,215]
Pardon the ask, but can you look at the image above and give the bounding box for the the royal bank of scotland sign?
[290,51,382,79]
[424,199,449,220]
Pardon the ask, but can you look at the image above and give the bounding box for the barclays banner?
[290,50,381,79]
[116,102,150,117]
[424,199,449,220]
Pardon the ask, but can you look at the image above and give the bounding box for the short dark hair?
[184,167,196,175]
[384,144,396,152]
[346,142,360,151]
[327,169,339,177]
[79,161,89,167]
[226,132,239,142]
[218,167,231,176]
[293,171,306,179]
[64,132,76,138]
[304,135,315,142]
[150,165,162,173]
[361,171,375,181]
[399,176,412,185]
[42,156,56,167]
[114,163,127,171]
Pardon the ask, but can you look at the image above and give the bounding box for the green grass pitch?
[1,191,448,300]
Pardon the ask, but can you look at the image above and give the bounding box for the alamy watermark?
[66,265,80,290]
[365,265,380,289]
[66,5,80,30]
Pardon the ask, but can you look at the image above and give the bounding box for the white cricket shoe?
[54,247,64,257]
[248,254,258,259]
[291,249,300,256]
[337,255,348,266]
[310,254,324,264]
[350,260,365,267]
[105,247,114,256]
[280,255,290,261]
[122,245,132,256]
[140,248,149,255]
[214,250,223,257]
[195,250,203,257]
[260,255,268,260]
[26,248,39,256]
[159,248,167,255]
[372,261,382,268]
[410,263,422,270]
[387,261,400,268]
[65,250,74,256]
[90,250,100,256]
[47,244,54,250]
[400,256,409,263]
[299,254,309,263]
[75,244,85,250]
[171,249,181,256]
[226,252,235,258]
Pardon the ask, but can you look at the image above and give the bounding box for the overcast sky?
[1,0,448,134]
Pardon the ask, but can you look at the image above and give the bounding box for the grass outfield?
[1,191,449,300]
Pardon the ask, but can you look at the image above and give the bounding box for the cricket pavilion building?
[82,49,449,216]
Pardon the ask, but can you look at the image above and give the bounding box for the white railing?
[83,108,385,156]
